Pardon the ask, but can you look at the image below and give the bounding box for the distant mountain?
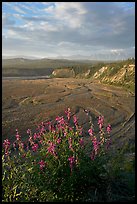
[2,57,96,77]
[2,57,104,69]
[2,55,42,60]
[3,51,135,61]
[55,54,91,60]
[55,52,135,61]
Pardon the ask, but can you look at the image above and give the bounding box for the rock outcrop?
[52,68,75,78]
[92,64,135,91]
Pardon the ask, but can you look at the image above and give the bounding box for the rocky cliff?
[51,59,135,92]
[92,63,135,92]
[52,68,75,78]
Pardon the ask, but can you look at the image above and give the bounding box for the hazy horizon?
[2,54,135,61]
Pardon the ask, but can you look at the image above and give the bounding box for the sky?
[2,2,135,60]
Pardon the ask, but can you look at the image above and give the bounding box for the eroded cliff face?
[52,63,135,81]
[52,68,75,78]
[93,64,135,82]
[93,64,135,91]
[51,61,135,92]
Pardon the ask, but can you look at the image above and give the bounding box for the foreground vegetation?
[2,108,135,202]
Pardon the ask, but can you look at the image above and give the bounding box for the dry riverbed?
[2,78,135,152]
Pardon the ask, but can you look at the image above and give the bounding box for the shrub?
[2,108,112,202]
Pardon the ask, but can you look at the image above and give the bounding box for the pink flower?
[68,156,75,172]
[38,160,46,170]
[92,137,100,154]
[40,126,45,134]
[13,142,16,149]
[69,127,73,131]
[36,133,41,139]
[19,142,24,149]
[51,126,56,133]
[65,108,71,121]
[64,131,67,137]
[69,143,73,150]
[32,143,38,152]
[16,134,21,141]
[68,137,72,143]
[73,115,78,126]
[56,116,65,125]
[3,139,10,148]
[47,142,56,156]
[28,135,34,145]
[57,138,61,144]
[55,116,60,121]
[88,128,93,136]
[68,138,74,151]
[46,121,52,131]
[33,133,37,140]
[22,153,26,158]
[79,138,84,146]
[27,129,31,135]
[3,139,10,155]
[98,116,104,130]
[15,129,21,141]
[39,140,43,144]
[106,124,112,134]
[78,127,83,135]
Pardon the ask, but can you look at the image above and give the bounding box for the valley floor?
[2,77,135,201]
[2,78,135,152]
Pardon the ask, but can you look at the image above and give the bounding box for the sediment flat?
[2,78,135,151]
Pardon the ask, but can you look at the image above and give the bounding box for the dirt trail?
[2,78,135,150]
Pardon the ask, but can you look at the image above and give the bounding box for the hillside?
[2,58,98,77]
[2,58,89,69]
[2,58,135,92]
[51,58,135,92]
[91,59,135,92]
[2,57,114,77]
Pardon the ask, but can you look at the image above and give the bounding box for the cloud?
[13,5,26,14]
[2,14,15,27]
[2,2,135,59]
[55,2,87,28]
[78,2,135,48]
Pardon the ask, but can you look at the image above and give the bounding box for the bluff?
[52,68,75,78]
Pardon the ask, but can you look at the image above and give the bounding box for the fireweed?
[2,108,112,202]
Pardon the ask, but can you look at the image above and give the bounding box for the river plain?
[2,78,135,153]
